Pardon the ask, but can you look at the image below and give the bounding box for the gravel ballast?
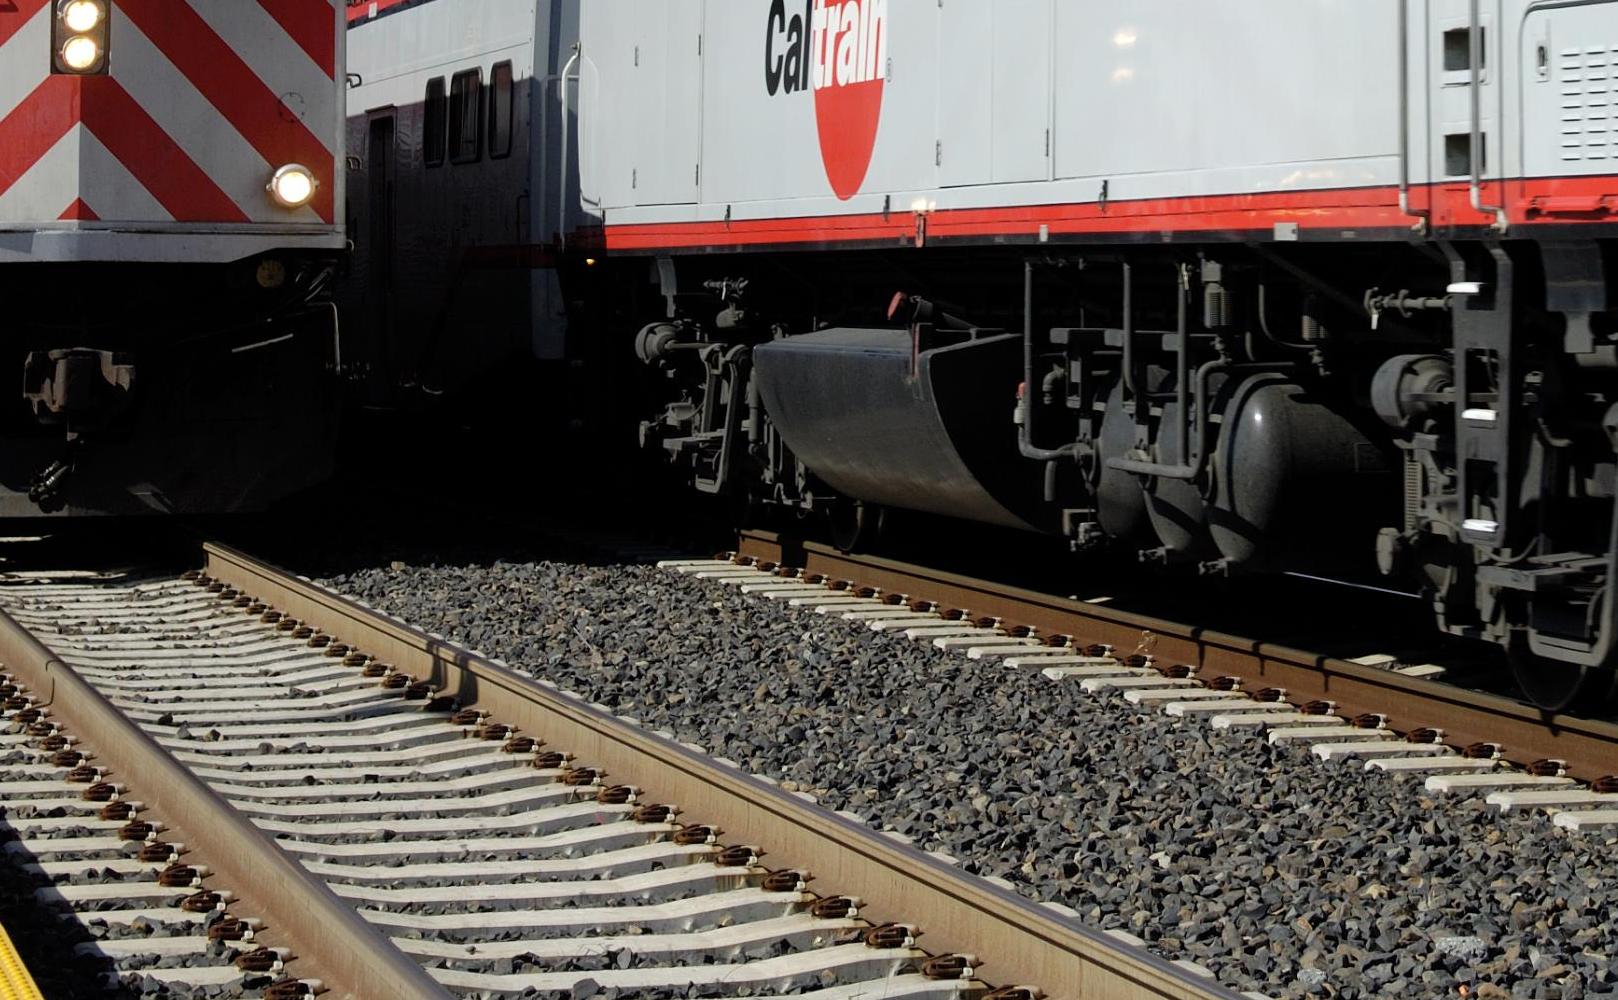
[312,546,1618,1000]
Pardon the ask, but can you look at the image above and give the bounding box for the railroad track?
[0,542,1239,1000]
[727,529,1618,817]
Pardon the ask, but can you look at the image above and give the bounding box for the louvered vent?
[1561,45,1614,161]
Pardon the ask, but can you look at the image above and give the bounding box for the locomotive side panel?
[633,0,702,207]
[1052,2,1398,186]
[1518,0,1618,181]
[937,0,1051,188]
[584,0,944,218]
[582,0,1406,241]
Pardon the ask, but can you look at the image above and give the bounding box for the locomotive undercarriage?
[634,239,1618,713]
[0,254,341,516]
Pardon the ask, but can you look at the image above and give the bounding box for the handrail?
[1398,0,1431,232]
[1469,0,1510,231]
[558,43,581,249]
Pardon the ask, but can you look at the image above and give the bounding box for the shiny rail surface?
[0,542,1241,1000]
[735,530,1618,784]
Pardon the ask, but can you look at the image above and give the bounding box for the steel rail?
[0,599,449,1000]
[203,541,1238,1000]
[733,530,1618,782]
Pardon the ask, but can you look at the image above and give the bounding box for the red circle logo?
[812,1,887,200]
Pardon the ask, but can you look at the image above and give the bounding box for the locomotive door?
[1423,0,1506,227]
[632,0,702,205]
[1519,0,1618,206]
[936,0,1052,186]
[366,111,397,383]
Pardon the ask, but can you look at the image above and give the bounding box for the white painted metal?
[1519,2,1618,177]
[582,1,1405,226]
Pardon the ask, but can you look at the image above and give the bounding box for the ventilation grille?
[1561,45,1615,161]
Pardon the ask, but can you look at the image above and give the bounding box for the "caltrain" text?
[765,0,887,96]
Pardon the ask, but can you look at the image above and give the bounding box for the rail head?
[203,541,1242,1000]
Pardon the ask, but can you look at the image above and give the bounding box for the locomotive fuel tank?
[1094,383,1151,545]
[1207,375,1396,573]
[752,330,1049,532]
[1143,393,1219,564]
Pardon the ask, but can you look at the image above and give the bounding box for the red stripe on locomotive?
[346,0,412,24]
[258,0,337,78]
[79,75,248,223]
[0,76,78,201]
[118,0,336,223]
[59,198,99,221]
[601,176,1618,252]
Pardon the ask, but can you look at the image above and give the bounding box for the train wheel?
[1508,641,1618,715]
[728,488,765,532]
[827,500,884,554]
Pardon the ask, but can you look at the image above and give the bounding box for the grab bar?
[1468,0,1510,232]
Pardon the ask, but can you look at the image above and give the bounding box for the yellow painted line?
[0,919,43,1000]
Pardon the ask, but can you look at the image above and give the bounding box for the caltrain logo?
[765,0,887,200]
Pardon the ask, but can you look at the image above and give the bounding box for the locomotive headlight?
[61,1,103,33]
[59,35,101,72]
[51,0,108,75]
[268,164,317,209]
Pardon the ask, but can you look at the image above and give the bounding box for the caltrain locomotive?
[347,0,1618,712]
[0,0,345,515]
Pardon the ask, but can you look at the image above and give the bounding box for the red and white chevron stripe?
[0,0,342,238]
